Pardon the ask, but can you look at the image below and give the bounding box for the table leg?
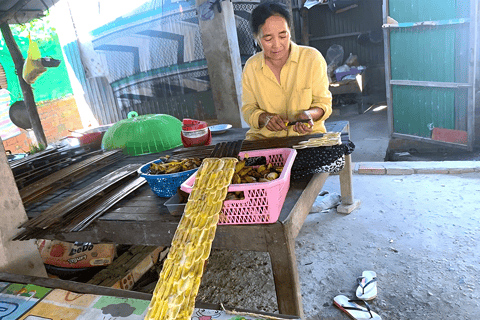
[337,153,361,214]
[265,224,303,318]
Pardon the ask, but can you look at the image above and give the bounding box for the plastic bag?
[22,34,46,85]
[345,53,359,67]
[326,44,344,83]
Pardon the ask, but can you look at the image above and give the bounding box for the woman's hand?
[259,113,288,132]
[292,110,314,134]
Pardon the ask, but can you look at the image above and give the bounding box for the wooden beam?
[0,272,301,318]
[0,0,32,24]
[196,0,246,128]
[300,7,309,45]
[309,32,362,42]
[391,132,470,150]
[467,0,478,150]
[0,22,47,146]
[383,0,394,137]
[264,223,303,317]
[390,80,471,89]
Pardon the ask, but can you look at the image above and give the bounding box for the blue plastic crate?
[138,160,198,197]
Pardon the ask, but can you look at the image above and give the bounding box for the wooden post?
[300,7,309,46]
[0,138,47,277]
[196,0,247,128]
[0,22,47,147]
[265,224,303,318]
[383,0,394,138]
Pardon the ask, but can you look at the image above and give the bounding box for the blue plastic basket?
[138,160,198,197]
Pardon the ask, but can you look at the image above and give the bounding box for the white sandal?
[356,271,377,300]
[334,295,381,320]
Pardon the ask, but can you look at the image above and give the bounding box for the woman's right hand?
[260,113,288,132]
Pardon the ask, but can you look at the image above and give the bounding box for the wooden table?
[38,121,360,318]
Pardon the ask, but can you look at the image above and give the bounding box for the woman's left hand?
[292,110,314,134]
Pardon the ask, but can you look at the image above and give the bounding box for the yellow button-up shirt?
[241,42,332,140]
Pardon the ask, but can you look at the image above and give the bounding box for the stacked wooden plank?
[19,150,123,206]
[14,163,146,241]
[88,246,166,290]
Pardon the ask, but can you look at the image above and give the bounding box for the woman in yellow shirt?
[242,2,332,140]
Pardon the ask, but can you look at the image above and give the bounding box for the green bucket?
[101,111,183,156]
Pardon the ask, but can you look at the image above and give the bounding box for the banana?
[256,165,267,173]
[165,164,182,174]
[232,173,241,184]
[266,172,279,180]
[235,160,245,173]
[237,166,252,177]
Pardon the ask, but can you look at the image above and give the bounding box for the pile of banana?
[293,132,342,149]
[148,157,202,174]
[232,160,283,184]
[144,157,237,320]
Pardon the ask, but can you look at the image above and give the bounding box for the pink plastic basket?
[180,148,297,225]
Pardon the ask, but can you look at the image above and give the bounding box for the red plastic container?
[181,148,297,225]
[181,118,212,147]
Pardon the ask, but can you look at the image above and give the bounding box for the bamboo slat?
[15,164,142,239]
[20,150,123,206]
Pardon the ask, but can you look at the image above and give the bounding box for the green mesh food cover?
[102,112,183,156]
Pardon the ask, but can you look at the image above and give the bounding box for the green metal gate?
[383,0,478,150]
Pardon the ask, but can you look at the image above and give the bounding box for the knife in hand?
[286,119,312,126]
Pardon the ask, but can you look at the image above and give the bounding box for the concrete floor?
[199,168,480,320]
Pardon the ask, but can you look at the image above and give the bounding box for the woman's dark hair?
[250,2,291,38]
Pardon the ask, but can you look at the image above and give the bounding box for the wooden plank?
[384,0,394,137]
[390,79,471,88]
[264,223,303,317]
[41,220,269,252]
[391,132,470,150]
[0,272,152,300]
[383,17,470,28]
[101,213,174,222]
[115,199,164,207]
[309,31,362,42]
[467,0,479,150]
[285,173,329,239]
[0,272,300,318]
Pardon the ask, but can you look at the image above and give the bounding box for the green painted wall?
[0,33,73,103]
[389,0,470,138]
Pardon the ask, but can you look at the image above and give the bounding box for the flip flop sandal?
[356,271,377,300]
[333,295,381,320]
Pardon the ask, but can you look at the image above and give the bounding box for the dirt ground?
[197,172,480,320]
